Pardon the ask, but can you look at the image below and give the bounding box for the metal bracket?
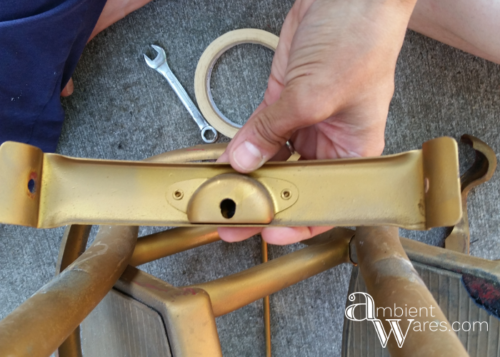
[0,137,462,229]
[445,134,497,253]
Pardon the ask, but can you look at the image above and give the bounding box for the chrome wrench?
[144,45,218,143]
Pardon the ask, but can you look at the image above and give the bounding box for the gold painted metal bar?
[445,134,497,253]
[0,142,42,227]
[0,137,461,229]
[0,225,137,357]
[264,296,272,357]
[56,224,91,357]
[130,226,220,266]
[261,239,272,357]
[354,226,468,357]
[57,332,83,357]
[116,266,223,357]
[189,230,352,317]
[56,224,91,273]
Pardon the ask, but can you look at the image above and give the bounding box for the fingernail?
[232,141,265,172]
[216,151,229,163]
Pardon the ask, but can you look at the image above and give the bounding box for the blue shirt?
[0,0,106,152]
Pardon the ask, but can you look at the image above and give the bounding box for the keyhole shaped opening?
[220,199,236,219]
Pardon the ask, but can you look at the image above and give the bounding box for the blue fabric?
[0,0,106,152]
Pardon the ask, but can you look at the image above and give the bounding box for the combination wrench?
[144,45,218,143]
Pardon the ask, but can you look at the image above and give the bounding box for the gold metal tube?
[354,226,468,357]
[0,225,138,357]
[190,235,351,317]
[56,224,91,273]
[57,331,83,357]
[130,226,220,266]
[261,239,272,357]
[56,224,91,357]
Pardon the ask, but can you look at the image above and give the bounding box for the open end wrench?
[144,45,218,144]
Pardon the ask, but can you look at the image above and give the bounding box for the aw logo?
[345,292,413,348]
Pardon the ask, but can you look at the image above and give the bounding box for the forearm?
[409,0,500,64]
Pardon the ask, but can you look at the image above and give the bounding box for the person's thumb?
[224,98,303,173]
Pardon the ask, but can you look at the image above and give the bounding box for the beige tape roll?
[194,29,279,138]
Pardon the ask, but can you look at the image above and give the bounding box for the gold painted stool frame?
[0,136,496,357]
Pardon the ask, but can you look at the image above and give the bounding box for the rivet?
[173,190,184,200]
[281,189,291,200]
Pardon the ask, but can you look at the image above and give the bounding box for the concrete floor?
[1,0,500,356]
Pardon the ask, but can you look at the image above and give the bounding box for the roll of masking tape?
[194,29,279,138]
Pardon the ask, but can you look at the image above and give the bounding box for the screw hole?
[220,199,236,219]
[28,179,36,194]
[281,189,291,200]
[173,190,184,200]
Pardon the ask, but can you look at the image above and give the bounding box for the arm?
[218,0,419,244]
[410,0,500,64]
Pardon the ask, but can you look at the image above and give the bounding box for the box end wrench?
[144,45,218,144]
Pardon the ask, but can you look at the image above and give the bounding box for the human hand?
[218,0,417,245]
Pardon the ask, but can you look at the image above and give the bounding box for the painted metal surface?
[0,137,461,229]
[445,135,498,253]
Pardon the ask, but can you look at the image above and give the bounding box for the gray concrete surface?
[1,0,500,356]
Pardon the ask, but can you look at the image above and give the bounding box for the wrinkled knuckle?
[253,114,289,148]
[284,86,332,125]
